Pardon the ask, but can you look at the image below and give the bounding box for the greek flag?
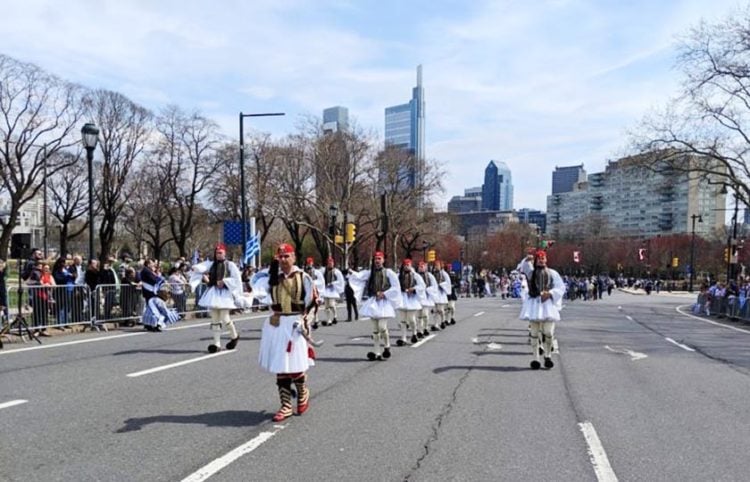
[244,234,260,264]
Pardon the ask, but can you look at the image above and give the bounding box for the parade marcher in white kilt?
[396,259,423,346]
[252,243,317,422]
[319,256,344,326]
[517,249,565,370]
[416,261,438,336]
[190,243,243,353]
[304,257,325,330]
[432,260,452,329]
[349,251,402,361]
[141,283,181,331]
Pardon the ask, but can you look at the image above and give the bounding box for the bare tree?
[631,7,750,202]
[208,142,241,219]
[87,89,152,261]
[121,163,173,260]
[47,151,94,256]
[371,145,445,265]
[0,54,87,257]
[153,105,221,258]
[267,135,315,258]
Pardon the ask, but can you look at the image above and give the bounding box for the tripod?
[0,258,41,348]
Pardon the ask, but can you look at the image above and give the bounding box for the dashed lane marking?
[604,345,648,361]
[181,425,286,482]
[0,399,28,411]
[0,315,268,356]
[473,312,485,317]
[127,350,236,378]
[579,421,619,482]
[665,337,695,352]
[411,334,436,348]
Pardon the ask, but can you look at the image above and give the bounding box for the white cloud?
[0,0,742,212]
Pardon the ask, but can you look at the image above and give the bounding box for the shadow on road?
[116,410,268,433]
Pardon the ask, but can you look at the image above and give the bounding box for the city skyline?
[0,0,742,211]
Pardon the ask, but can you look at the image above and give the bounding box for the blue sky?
[1,0,743,211]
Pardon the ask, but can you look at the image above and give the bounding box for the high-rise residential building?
[384,65,425,189]
[517,208,547,234]
[481,160,513,211]
[546,153,725,238]
[552,164,587,194]
[447,187,483,213]
[323,106,349,133]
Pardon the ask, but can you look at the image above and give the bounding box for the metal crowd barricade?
[1,281,215,337]
[1,284,94,332]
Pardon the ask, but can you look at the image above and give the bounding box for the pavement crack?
[402,342,480,481]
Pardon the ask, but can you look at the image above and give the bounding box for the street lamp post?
[239,112,284,265]
[81,123,99,261]
[688,214,703,293]
[422,240,429,261]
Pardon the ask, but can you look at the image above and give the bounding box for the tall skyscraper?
[323,106,349,133]
[481,160,513,211]
[552,164,587,194]
[384,65,425,189]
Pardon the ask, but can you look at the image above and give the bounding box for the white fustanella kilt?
[361,297,397,319]
[519,297,561,322]
[258,314,315,374]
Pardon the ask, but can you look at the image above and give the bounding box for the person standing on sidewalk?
[344,263,359,321]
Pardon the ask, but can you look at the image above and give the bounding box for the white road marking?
[604,345,648,361]
[0,315,267,356]
[579,421,619,482]
[676,305,750,335]
[501,304,511,308]
[411,334,436,348]
[471,337,480,344]
[127,350,236,378]
[665,337,695,352]
[0,331,148,356]
[181,426,285,482]
[486,342,503,350]
[0,399,28,411]
[473,312,485,317]
[625,316,633,321]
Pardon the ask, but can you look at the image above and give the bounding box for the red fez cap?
[215,242,226,253]
[276,243,294,255]
[526,247,536,255]
[374,251,384,259]
[535,249,547,258]
[327,256,334,263]
[306,257,314,265]
[418,260,426,267]
[403,259,412,266]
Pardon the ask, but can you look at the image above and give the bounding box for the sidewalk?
[618,287,696,298]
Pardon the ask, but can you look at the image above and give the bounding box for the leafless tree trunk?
[47,151,93,256]
[87,89,151,261]
[0,54,87,257]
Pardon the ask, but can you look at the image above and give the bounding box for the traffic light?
[427,249,436,262]
[334,234,344,244]
[724,248,729,262]
[672,257,679,268]
[345,223,356,243]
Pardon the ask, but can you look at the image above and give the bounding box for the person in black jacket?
[344,264,358,321]
[0,259,7,324]
[98,258,118,320]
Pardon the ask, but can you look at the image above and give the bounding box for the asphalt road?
[1,290,749,482]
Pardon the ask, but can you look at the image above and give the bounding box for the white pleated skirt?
[519,297,561,322]
[361,298,396,319]
[198,287,236,310]
[258,315,315,374]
